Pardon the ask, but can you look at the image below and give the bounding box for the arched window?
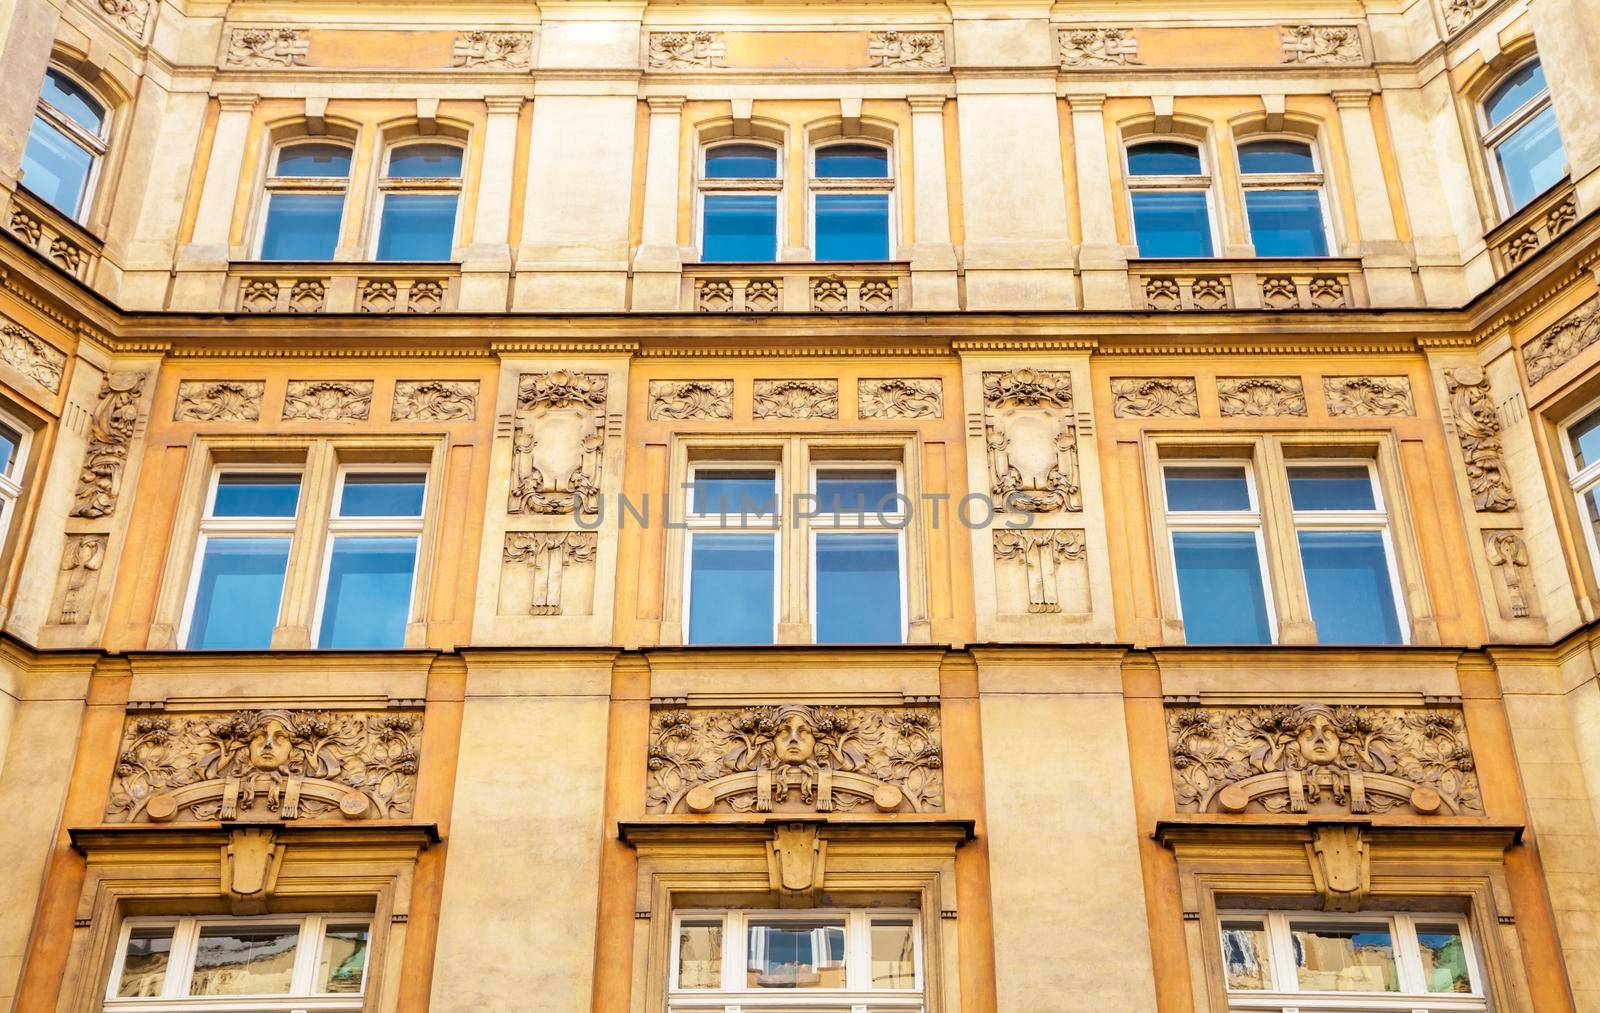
[374,141,463,262]
[810,142,893,261]
[1237,139,1331,258]
[1483,58,1568,213]
[699,142,781,262]
[1126,140,1215,258]
[19,68,108,220]
[258,141,352,261]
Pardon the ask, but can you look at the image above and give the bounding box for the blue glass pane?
[816,533,901,643]
[815,144,889,179]
[703,194,777,262]
[1570,410,1600,469]
[1238,140,1316,175]
[1132,191,1213,257]
[705,144,779,179]
[41,69,104,134]
[746,922,846,987]
[340,474,425,517]
[688,533,775,644]
[815,193,890,261]
[0,422,19,476]
[20,116,91,217]
[1497,105,1567,210]
[1288,466,1375,511]
[187,538,290,649]
[1127,141,1202,176]
[1245,190,1328,257]
[816,469,898,514]
[1300,530,1402,644]
[1165,467,1250,512]
[691,469,777,516]
[1486,60,1548,126]
[376,194,458,261]
[260,193,343,261]
[318,537,418,649]
[213,474,301,518]
[1173,531,1272,644]
[275,143,351,178]
[386,143,462,178]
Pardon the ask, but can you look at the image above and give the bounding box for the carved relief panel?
[983,369,1081,513]
[72,372,148,519]
[509,371,607,515]
[500,531,597,616]
[992,529,1089,615]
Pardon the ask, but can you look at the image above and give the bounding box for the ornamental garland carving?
[753,379,839,420]
[98,0,149,37]
[107,709,421,824]
[510,371,607,516]
[1443,367,1516,512]
[993,529,1086,613]
[1522,296,1600,385]
[647,31,726,69]
[1217,378,1307,418]
[1111,377,1198,418]
[867,31,946,68]
[1167,704,1482,816]
[1279,25,1364,64]
[648,380,734,421]
[283,380,372,422]
[224,27,310,68]
[71,372,147,519]
[647,703,943,815]
[859,378,943,420]
[0,319,66,393]
[503,531,596,615]
[1058,27,1141,67]
[175,381,264,423]
[393,380,478,422]
[452,30,534,69]
[1324,376,1414,417]
[983,369,1080,513]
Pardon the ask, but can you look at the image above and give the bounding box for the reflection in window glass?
[706,144,779,179]
[261,193,344,261]
[318,537,419,649]
[41,69,105,133]
[1245,190,1328,257]
[376,193,459,261]
[816,468,899,515]
[870,919,917,989]
[1287,466,1375,511]
[19,116,93,215]
[117,928,174,998]
[1486,61,1549,126]
[1165,466,1252,512]
[387,143,463,178]
[1570,409,1600,469]
[339,474,425,517]
[692,469,777,516]
[188,926,299,996]
[815,144,889,179]
[0,422,20,476]
[745,920,846,989]
[1238,140,1316,174]
[1290,923,1399,992]
[703,194,778,262]
[213,474,301,518]
[1416,924,1473,993]
[275,143,351,178]
[815,532,901,643]
[677,921,723,989]
[1173,531,1271,644]
[316,925,370,994]
[1128,141,1203,175]
[1299,530,1401,644]
[815,193,890,261]
[689,533,775,644]
[1496,104,1567,210]
[1132,191,1213,257]
[187,538,291,649]
[1221,921,1271,990]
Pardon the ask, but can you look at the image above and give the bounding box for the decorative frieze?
[1217,377,1307,417]
[1522,296,1600,385]
[646,702,943,815]
[1484,530,1533,619]
[1279,25,1364,64]
[983,369,1080,512]
[1443,0,1493,35]
[503,532,596,615]
[696,277,780,313]
[753,379,839,420]
[648,380,734,421]
[393,380,478,422]
[98,0,150,37]
[175,381,264,423]
[283,380,373,422]
[993,529,1086,614]
[0,318,66,393]
[1058,27,1141,67]
[1496,193,1577,268]
[71,372,147,519]
[224,27,310,68]
[1111,377,1199,418]
[867,30,946,68]
[647,31,726,69]
[859,378,942,420]
[1323,376,1414,417]
[1443,367,1516,512]
[509,371,608,516]
[106,708,421,823]
[56,534,106,625]
[453,30,534,69]
[1167,703,1482,816]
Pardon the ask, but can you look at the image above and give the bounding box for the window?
[1561,403,1600,574]
[810,142,894,261]
[1218,911,1484,1012]
[258,142,352,261]
[1126,140,1215,258]
[684,465,779,645]
[810,464,906,643]
[1483,58,1568,213]
[314,470,425,649]
[1237,139,1331,257]
[20,68,108,220]
[698,142,782,262]
[105,914,370,1010]
[373,142,463,261]
[1288,463,1404,644]
[0,411,30,546]
[182,471,301,650]
[1163,464,1275,645]
[670,909,920,1011]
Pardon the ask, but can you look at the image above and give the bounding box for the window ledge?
[3,186,102,283]
[1484,176,1577,275]
[682,260,912,312]
[1128,256,1367,311]
[227,261,461,313]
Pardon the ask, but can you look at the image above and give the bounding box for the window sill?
[227,260,461,313]
[4,185,103,282]
[1127,256,1367,311]
[1485,175,1576,274]
[681,260,912,312]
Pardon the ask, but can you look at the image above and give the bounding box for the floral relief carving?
[392,380,478,422]
[648,380,734,421]
[1522,296,1600,385]
[359,279,398,313]
[503,531,596,615]
[288,279,325,313]
[175,381,265,423]
[753,379,839,420]
[859,378,943,420]
[0,319,66,393]
[510,371,607,516]
[1324,376,1414,417]
[647,31,726,69]
[1279,25,1364,64]
[8,206,42,245]
[98,0,150,36]
[283,381,372,422]
[867,31,946,68]
[1111,377,1199,418]
[240,279,279,312]
[72,372,147,519]
[1443,0,1492,34]
[1167,704,1482,816]
[1217,378,1307,418]
[812,277,849,312]
[646,703,943,815]
[1058,27,1140,67]
[107,709,421,823]
[49,236,85,274]
[993,529,1086,614]
[983,369,1080,513]
[1443,367,1516,512]
[57,534,106,625]
[224,27,310,68]
[453,30,534,68]
[1484,530,1533,619]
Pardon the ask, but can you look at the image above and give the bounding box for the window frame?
[310,464,429,650]
[1559,397,1600,578]
[1161,460,1279,644]
[807,139,897,262]
[1286,458,1410,645]
[1479,55,1568,217]
[0,407,33,548]
[23,66,111,222]
[1123,137,1220,259]
[368,140,465,263]
[806,460,909,644]
[695,139,785,263]
[681,461,783,645]
[1234,136,1336,258]
[177,465,304,650]
[253,140,355,262]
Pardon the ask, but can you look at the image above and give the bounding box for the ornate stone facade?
[1111,377,1199,418]
[1444,367,1516,512]
[509,371,607,515]
[0,319,65,393]
[393,380,478,422]
[453,30,534,68]
[983,369,1080,512]
[224,26,309,67]
[174,381,264,422]
[1324,376,1414,417]
[647,31,725,69]
[503,531,597,615]
[867,31,946,68]
[993,529,1086,613]
[1217,377,1307,417]
[859,378,942,419]
[283,380,373,422]
[1279,25,1364,64]
[1058,27,1140,67]
[647,380,733,420]
[1523,296,1600,384]
[753,379,838,419]
[71,372,146,519]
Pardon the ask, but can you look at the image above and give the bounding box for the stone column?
[631,96,687,311]
[0,0,62,191]
[458,95,525,310]
[1068,93,1131,309]
[1530,0,1600,214]
[904,94,959,310]
[1332,90,1417,306]
[171,94,258,310]
[1379,81,1482,304]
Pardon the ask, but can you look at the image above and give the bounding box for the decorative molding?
[71,372,147,519]
[1443,367,1516,512]
[993,529,1086,613]
[648,379,734,421]
[0,318,66,393]
[1308,824,1369,912]
[1443,0,1493,35]
[452,30,534,69]
[1111,377,1199,418]
[56,534,106,625]
[282,380,373,422]
[1058,27,1140,67]
[753,379,838,420]
[1279,25,1364,64]
[224,27,310,68]
[646,703,943,815]
[107,708,421,823]
[983,369,1080,512]
[510,371,607,516]
[1484,530,1533,619]
[1522,296,1600,385]
[99,0,150,37]
[1217,377,1307,417]
[503,531,596,615]
[867,30,946,68]
[392,380,478,422]
[768,823,826,894]
[175,381,264,423]
[647,31,726,69]
[1166,703,1482,816]
[859,378,942,420]
[1323,376,1413,417]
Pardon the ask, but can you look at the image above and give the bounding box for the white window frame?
[0,408,32,547]
[1124,137,1220,258]
[1559,398,1600,576]
[682,462,782,645]
[177,466,303,650]
[1235,135,1335,258]
[807,140,897,262]
[368,140,465,262]
[1480,55,1568,217]
[695,140,785,262]
[254,140,354,260]
[667,908,923,1010]
[1162,460,1279,643]
[1287,459,1410,645]
[103,913,371,1011]
[1218,910,1486,1012]
[25,67,109,222]
[807,461,909,644]
[310,465,428,650]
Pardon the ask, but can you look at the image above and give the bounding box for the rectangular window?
[1244,190,1329,257]
[1288,464,1404,645]
[701,194,778,262]
[814,193,890,261]
[1563,404,1600,581]
[811,466,905,644]
[20,115,94,217]
[315,471,425,649]
[1131,190,1214,258]
[375,194,458,261]
[182,472,301,650]
[0,412,31,548]
[685,465,778,645]
[260,193,344,261]
[1163,465,1273,644]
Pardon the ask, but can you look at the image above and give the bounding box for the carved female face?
[1296,713,1342,764]
[248,718,293,771]
[774,713,817,764]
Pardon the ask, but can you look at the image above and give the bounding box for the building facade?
[0,0,1598,1011]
